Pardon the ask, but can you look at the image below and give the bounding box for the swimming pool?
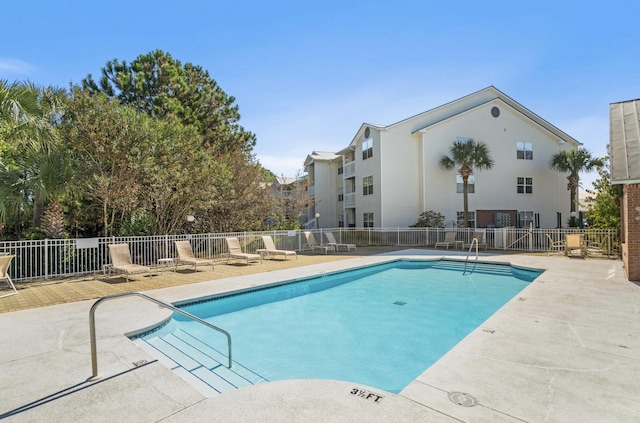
[135,259,541,395]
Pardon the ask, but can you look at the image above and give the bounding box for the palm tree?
[549,148,603,227]
[0,82,71,231]
[440,138,494,228]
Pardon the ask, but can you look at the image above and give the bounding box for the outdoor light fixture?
[187,215,195,222]
[315,213,320,229]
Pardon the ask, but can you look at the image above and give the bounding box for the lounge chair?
[545,234,564,255]
[224,237,262,264]
[175,240,215,271]
[435,231,457,249]
[260,236,297,260]
[303,231,334,254]
[0,255,17,299]
[565,234,586,258]
[464,232,487,250]
[107,243,152,282]
[325,232,357,252]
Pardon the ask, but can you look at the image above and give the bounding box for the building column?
[622,184,640,281]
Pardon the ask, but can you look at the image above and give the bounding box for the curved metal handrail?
[464,238,478,274]
[89,292,232,380]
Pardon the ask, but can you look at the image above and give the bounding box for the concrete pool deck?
[0,248,638,422]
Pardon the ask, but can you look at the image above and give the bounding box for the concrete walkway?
[0,249,638,422]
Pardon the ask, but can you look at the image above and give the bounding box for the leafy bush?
[410,211,445,228]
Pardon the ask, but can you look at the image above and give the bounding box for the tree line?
[0,50,296,240]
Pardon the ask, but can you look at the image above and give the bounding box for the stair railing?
[89,292,232,380]
[464,238,479,274]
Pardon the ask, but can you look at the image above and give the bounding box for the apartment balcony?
[344,192,356,208]
[343,162,356,178]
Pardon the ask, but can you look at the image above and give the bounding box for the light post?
[315,212,320,229]
[186,215,195,234]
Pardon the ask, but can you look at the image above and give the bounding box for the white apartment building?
[304,86,580,229]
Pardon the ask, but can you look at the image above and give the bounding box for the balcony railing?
[343,162,356,178]
[344,192,356,206]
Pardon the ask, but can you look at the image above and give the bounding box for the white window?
[456,211,476,228]
[456,174,475,193]
[362,138,373,160]
[517,177,533,194]
[518,211,534,228]
[363,175,373,195]
[363,212,374,228]
[517,142,533,160]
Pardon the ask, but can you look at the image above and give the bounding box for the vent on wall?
[364,127,370,138]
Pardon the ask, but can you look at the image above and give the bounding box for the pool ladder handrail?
[89,291,232,380]
[464,238,479,274]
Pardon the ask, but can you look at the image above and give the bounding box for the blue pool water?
[139,259,541,394]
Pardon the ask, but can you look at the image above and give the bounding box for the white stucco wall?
[355,129,382,226]
[378,126,422,227]
[312,161,339,228]
[418,100,572,228]
[310,88,577,229]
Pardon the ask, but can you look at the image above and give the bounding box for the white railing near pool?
[464,237,479,275]
[0,227,619,282]
[88,292,232,380]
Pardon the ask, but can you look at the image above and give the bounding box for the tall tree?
[268,172,309,229]
[549,148,603,227]
[585,155,622,228]
[60,90,153,236]
[0,80,39,157]
[0,82,71,232]
[139,116,221,235]
[81,49,256,153]
[61,89,225,236]
[439,138,494,228]
[203,151,270,232]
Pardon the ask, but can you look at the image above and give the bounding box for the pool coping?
[1,249,639,422]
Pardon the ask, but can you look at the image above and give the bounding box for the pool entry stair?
[89,292,243,396]
[430,260,514,276]
[133,328,267,397]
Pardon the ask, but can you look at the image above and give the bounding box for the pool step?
[133,330,267,397]
[432,260,513,275]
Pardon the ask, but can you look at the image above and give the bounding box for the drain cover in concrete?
[448,391,478,407]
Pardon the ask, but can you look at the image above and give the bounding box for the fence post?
[44,238,49,280]
[502,229,507,251]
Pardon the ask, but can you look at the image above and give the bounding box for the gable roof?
[412,87,580,145]
[610,98,640,184]
[304,151,340,166]
[348,86,581,147]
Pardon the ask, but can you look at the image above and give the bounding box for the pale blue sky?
[3,1,638,189]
